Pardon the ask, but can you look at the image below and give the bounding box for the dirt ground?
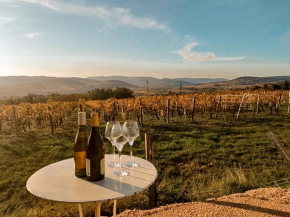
[118,188,290,217]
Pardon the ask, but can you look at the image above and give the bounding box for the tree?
[101,88,114,100]
[114,87,133,99]
[282,80,290,90]
[272,84,280,90]
[26,94,35,103]
[88,88,114,100]
[88,87,133,100]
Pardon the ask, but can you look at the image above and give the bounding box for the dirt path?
[118,188,290,217]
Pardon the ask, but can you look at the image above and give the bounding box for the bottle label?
[86,159,90,176]
[100,158,105,175]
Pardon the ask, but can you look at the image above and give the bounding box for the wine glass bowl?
[111,124,129,177]
[123,120,140,168]
[105,121,120,168]
[114,136,128,152]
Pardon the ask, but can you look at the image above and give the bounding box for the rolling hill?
[185,76,290,89]
[88,76,227,89]
[0,76,137,99]
[0,75,289,99]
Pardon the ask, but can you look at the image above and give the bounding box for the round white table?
[26,154,157,217]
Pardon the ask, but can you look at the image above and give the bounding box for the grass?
[0,107,290,216]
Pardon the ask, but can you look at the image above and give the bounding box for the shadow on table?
[206,200,290,217]
[82,177,143,196]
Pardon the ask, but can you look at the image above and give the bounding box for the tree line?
[263,80,290,90]
[0,87,134,105]
[247,80,290,91]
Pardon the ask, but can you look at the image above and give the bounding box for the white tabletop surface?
[26,154,157,203]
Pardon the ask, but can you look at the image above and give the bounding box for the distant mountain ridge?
[0,76,137,99]
[231,76,290,85]
[88,76,227,88]
[187,76,290,89]
[0,75,289,99]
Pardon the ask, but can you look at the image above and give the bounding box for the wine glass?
[105,121,120,168]
[111,124,129,176]
[123,120,140,168]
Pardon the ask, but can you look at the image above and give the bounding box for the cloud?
[0,17,15,25]
[0,4,21,7]
[213,57,247,61]
[21,0,167,30]
[176,42,246,62]
[23,32,42,39]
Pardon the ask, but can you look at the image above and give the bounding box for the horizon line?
[1,75,290,80]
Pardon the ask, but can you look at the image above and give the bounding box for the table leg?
[113,200,117,217]
[77,204,83,217]
[95,202,102,217]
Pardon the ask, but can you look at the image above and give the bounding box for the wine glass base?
[108,162,120,168]
[124,162,139,168]
[113,169,129,177]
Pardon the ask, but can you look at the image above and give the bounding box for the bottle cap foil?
[78,112,86,126]
[91,113,99,127]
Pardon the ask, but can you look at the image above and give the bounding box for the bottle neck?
[91,126,100,131]
[78,125,86,132]
[90,126,102,139]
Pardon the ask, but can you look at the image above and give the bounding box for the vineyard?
[0,90,289,137]
[0,101,76,136]
[85,90,290,125]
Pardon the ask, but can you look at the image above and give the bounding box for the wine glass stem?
[130,145,133,164]
[112,145,116,163]
[118,150,122,171]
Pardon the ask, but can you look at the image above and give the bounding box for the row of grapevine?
[84,90,290,125]
[0,101,77,136]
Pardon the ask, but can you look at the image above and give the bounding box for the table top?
[26,154,157,203]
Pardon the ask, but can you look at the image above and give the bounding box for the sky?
[0,0,289,79]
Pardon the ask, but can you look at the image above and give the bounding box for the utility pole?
[146,79,149,94]
[180,82,182,92]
